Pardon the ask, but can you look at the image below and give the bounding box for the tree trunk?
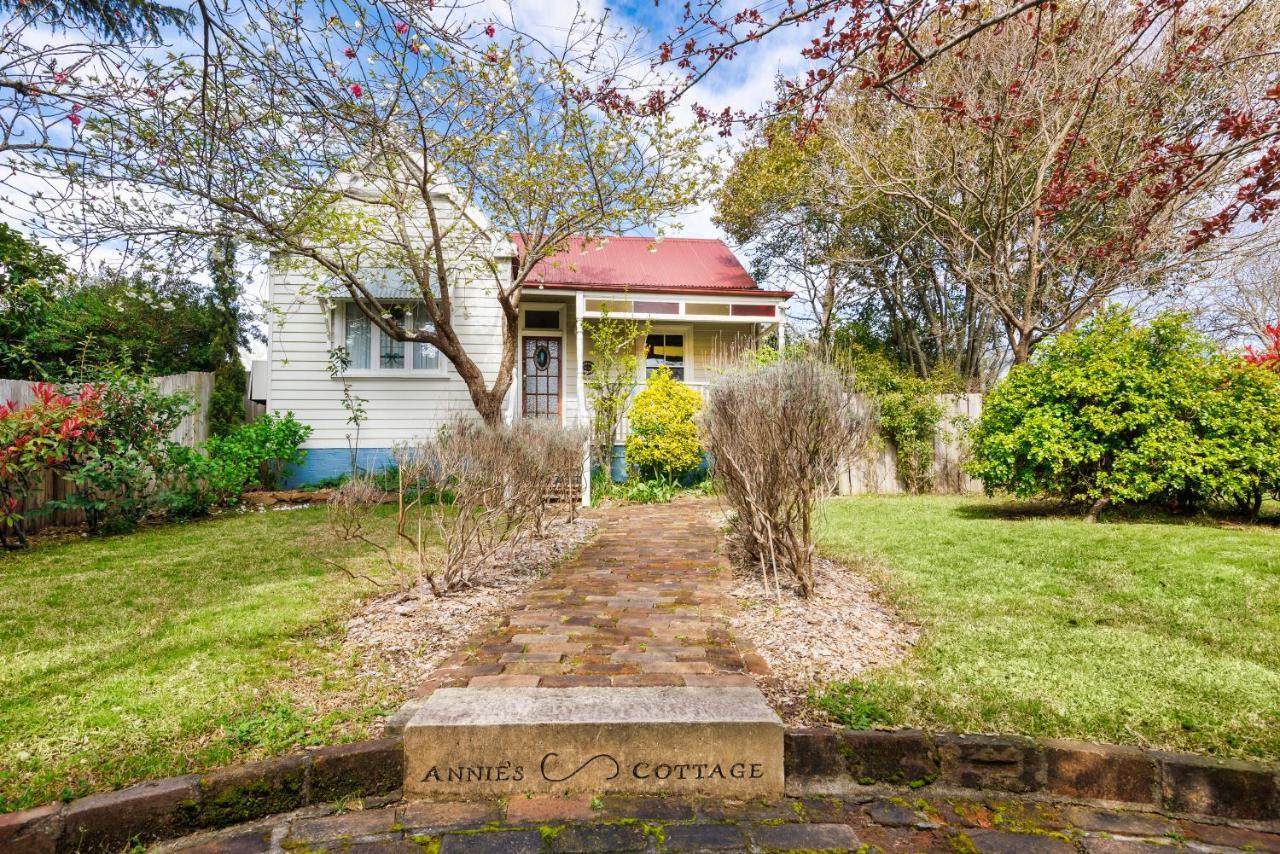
[1083,496,1109,523]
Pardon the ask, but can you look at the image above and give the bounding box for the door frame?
[518,302,567,423]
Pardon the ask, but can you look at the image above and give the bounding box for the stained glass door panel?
[522,336,561,418]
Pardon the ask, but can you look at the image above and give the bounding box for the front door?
[522,336,562,419]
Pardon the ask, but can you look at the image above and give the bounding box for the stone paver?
[154,790,1280,852]
[416,499,766,693]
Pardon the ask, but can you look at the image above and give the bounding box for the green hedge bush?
[967,309,1280,518]
[167,413,311,516]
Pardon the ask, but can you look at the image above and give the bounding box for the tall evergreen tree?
[207,234,249,437]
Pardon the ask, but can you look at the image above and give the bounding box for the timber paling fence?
[836,393,983,496]
[0,371,213,534]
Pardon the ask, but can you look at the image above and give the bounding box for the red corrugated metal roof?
[515,235,782,296]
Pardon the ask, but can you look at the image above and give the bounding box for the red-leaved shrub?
[0,383,104,547]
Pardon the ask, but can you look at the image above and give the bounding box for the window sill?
[337,370,450,380]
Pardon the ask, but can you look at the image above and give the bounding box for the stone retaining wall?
[4,729,1276,853]
[0,739,402,853]
[786,729,1279,823]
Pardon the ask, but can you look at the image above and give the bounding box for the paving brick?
[439,829,544,853]
[309,738,404,803]
[171,829,275,853]
[663,823,749,851]
[288,807,403,842]
[0,801,60,854]
[937,733,1044,793]
[961,828,1075,853]
[1176,818,1280,852]
[548,823,649,852]
[504,794,598,824]
[595,795,696,822]
[1043,739,1157,805]
[195,755,308,828]
[1080,840,1173,853]
[867,798,936,828]
[1156,750,1279,820]
[786,728,940,787]
[407,499,770,690]
[61,774,199,849]
[396,800,503,832]
[466,675,541,688]
[751,822,861,851]
[1059,805,1172,837]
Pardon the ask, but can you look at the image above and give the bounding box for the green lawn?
[0,507,409,812]
[816,495,1280,760]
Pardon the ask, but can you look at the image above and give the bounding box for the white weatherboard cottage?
[265,191,789,495]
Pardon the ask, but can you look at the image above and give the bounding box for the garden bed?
[728,555,918,726]
[813,495,1280,761]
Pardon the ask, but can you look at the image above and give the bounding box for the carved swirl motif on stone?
[539,752,621,783]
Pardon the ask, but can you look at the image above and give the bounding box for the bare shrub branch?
[327,416,586,597]
[702,355,870,599]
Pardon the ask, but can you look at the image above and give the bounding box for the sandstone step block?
[403,686,783,798]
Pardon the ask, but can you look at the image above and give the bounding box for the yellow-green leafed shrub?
[625,366,702,478]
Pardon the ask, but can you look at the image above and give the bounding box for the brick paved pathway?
[159,790,1280,853]
[415,498,769,694]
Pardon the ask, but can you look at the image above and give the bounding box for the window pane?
[379,306,405,369]
[645,333,684,380]
[525,309,560,330]
[345,307,371,370]
[412,303,439,370]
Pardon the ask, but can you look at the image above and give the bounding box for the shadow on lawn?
[948,498,1280,528]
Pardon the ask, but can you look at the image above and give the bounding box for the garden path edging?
[4,728,1277,852]
[786,727,1280,824]
[0,737,403,854]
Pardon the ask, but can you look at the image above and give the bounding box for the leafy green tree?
[0,0,188,39]
[584,307,647,472]
[0,224,66,377]
[61,4,710,426]
[11,272,250,381]
[833,333,953,494]
[968,309,1280,520]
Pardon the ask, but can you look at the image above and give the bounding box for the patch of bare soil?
[729,554,920,726]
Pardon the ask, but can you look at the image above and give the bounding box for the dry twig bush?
[702,357,869,598]
[328,416,586,597]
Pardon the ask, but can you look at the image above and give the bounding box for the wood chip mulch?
[340,516,598,727]
[728,554,920,726]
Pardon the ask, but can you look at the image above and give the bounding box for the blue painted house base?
[286,444,703,488]
[283,447,397,489]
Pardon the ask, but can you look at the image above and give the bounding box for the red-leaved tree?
[1245,323,1280,372]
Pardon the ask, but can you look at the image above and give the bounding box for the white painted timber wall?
[267,197,512,449]
[268,272,510,448]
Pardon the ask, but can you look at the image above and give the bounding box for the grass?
[815,495,1280,760]
[0,506,417,812]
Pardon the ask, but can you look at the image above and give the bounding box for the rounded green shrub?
[967,308,1280,517]
[625,366,702,479]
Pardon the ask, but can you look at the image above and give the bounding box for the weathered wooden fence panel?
[1,372,213,534]
[836,392,983,496]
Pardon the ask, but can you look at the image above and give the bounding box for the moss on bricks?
[190,757,308,827]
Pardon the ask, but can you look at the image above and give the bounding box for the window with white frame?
[644,333,685,381]
[342,302,442,373]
